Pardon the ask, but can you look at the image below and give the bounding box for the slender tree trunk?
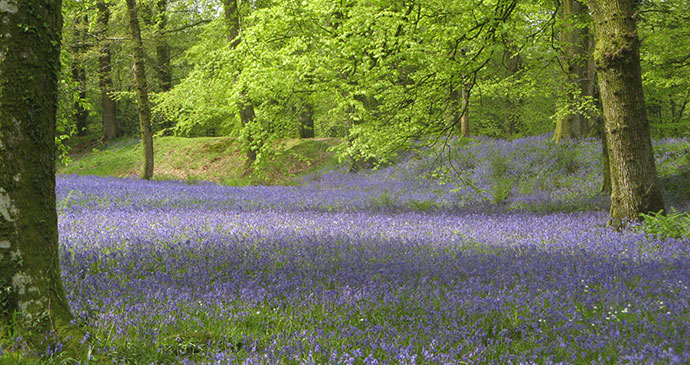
[71,64,88,136]
[0,0,85,356]
[588,0,665,226]
[239,92,257,163]
[504,43,522,136]
[554,0,594,143]
[97,0,118,141]
[299,102,315,138]
[223,0,258,164]
[600,124,612,194]
[450,84,470,137]
[460,86,470,137]
[126,0,155,179]
[155,0,172,91]
[71,15,88,136]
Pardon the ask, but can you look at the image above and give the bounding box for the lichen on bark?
[0,0,87,358]
[588,0,665,227]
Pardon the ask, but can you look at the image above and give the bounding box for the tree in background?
[97,0,118,141]
[638,0,690,137]
[553,0,596,143]
[588,0,665,226]
[126,0,155,179]
[70,14,89,136]
[0,0,84,355]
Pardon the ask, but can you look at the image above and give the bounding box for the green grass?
[58,136,340,186]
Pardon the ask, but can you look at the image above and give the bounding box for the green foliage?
[491,176,514,205]
[53,0,690,171]
[639,0,690,138]
[369,191,397,210]
[639,208,690,240]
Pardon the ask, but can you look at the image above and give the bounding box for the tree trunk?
[71,15,88,136]
[504,43,522,136]
[554,0,594,143]
[299,103,315,139]
[450,84,470,137]
[239,90,257,164]
[126,0,155,179]
[0,0,85,356]
[71,64,89,136]
[155,0,172,92]
[223,0,240,46]
[224,0,258,164]
[588,0,665,226]
[97,0,118,141]
[460,86,470,137]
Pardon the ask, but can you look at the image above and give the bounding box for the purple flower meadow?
[55,136,690,363]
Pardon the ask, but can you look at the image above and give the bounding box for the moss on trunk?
[0,0,85,357]
[588,0,665,226]
[126,0,155,179]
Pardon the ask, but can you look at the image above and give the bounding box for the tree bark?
[155,0,172,92]
[554,0,594,142]
[588,0,665,226]
[97,0,118,141]
[0,0,85,355]
[239,92,257,163]
[70,15,88,137]
[450,84,470,137]
[460,86,470,137]
[126,0,155,179]
[504,42,522,136]
[223,0,258,164]
[299,103,315,139]
[223,0,240,47]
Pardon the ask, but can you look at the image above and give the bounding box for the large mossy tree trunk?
[588,0,665,226]
[126,0,155,180]
[98,0,118,141]
[554,0,594,142]
[0,0,85,356]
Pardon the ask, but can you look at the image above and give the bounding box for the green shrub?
[491,177,514,204]
[639,208,690,240]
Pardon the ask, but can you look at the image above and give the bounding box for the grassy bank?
[58,136,340,186]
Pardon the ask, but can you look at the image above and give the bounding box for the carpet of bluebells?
[33,136,690,362]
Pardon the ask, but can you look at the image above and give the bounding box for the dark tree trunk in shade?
[588,0,665,226]
[460,86,470,137]
[0,0,85,355]
[97,0,118,141]
[155,0,172,92]
[71,64,88,136]
[299,103,315,138]
[239,91,257,163]
[504,43,522,136]
[126,0,155,179]
[71,15,88,136]
[554,0,595,142]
